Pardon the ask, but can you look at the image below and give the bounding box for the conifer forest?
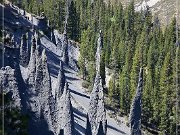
[0,0,179,135]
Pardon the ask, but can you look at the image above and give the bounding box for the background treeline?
[7,0,180,134]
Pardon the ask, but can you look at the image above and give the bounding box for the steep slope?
[0,3,130,135]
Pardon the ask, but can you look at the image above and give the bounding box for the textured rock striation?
[0,66,21,108]
[88,31,107,134]
[20,33,29,67]
[85,114,92,135]
[61,30,69,65]
[58,83,74,135]
[129,68,143,135]
[55,61,65,100]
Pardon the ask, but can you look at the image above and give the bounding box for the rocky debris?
[129,68,143,135]
[88,31,107,134]
[0,66,21,108]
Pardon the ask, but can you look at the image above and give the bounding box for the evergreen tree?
[108,76,115,102]
[58,0,66,33]
[142,50,154,124]
[130,45,141,101]
[67,1,80,41]
[119,48,131,114]
[159,52,174,134]
[79,28,90,80]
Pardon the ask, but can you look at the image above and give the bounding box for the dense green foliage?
[75,1,179,134]
[8,0,180,134]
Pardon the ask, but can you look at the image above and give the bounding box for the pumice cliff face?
[0,66,21,108]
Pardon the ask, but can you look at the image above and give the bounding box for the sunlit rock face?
[88,31,107,135]
[61,30,69,65]
[55,61,65,100]
[57,83,74,135]
[0,66,21,108]
[0,35,19,69]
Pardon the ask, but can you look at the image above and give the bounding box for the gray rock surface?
[61,32,69,65]
[59,83,74,135]
[85,114,92,135]
[88,31,107,134]
[0,66,21,108]
[55,61,65,100]
[19,33,29,67]
[129,68,143,135]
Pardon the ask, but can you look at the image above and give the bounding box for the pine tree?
[104,36,111,66]
[58,0,66,33]
[108,76,115,102]
[174,38,179,135]
[79,28,90,80]
[125,0,135,46]
[159,52,174,134]
[119,48,131,114]
[67,1,80,41]
[130,45,141,101]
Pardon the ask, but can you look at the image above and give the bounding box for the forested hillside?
[1,0,180,135]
